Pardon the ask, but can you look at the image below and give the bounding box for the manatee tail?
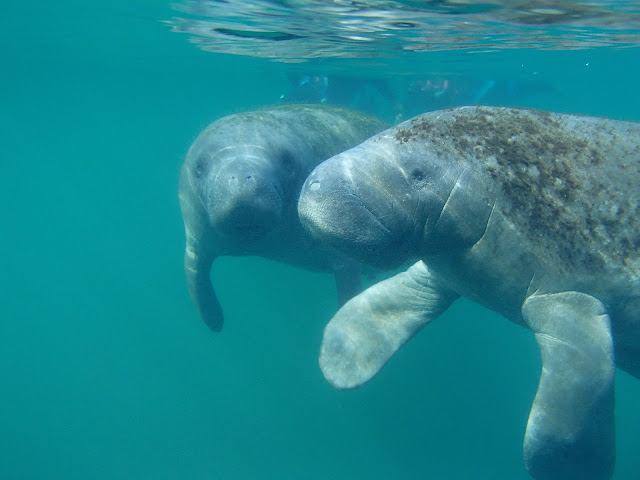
[184,230,224,332]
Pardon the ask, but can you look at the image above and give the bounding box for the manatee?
[298,106,640,480]
[179,104,387,332]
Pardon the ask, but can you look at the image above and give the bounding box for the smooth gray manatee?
[179,104,387,332]
[298,106,640,480]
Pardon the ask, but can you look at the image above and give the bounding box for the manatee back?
[394,106,640,276]
[188,104,388,174]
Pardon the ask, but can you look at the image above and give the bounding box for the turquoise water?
[1,2,639,479]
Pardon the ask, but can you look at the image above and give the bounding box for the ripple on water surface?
[168,0,640,63]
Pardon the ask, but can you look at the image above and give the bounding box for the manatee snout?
[299,157,412,270]
[298,165,343,233]
[209,159,283,238]
[299,162,365,249]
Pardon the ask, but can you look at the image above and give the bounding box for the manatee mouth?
[303,182,390,238]
[213,201,282,245]
[209,173,284,242]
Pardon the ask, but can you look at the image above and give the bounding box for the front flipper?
[521,292,615,480]
[320,261,458,389]
[184,230,223,332]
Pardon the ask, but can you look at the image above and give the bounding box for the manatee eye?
[193,155,208,179]
[411,169,425,181]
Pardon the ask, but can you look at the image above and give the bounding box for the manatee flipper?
[334,260,363,307]
[521,292,615,480]
[320,261,458,389]
[184,231,223,332]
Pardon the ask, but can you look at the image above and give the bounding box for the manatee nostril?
[228,174,256,185]
[309,180,321,192]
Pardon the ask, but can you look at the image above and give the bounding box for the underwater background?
[1,1,639,479]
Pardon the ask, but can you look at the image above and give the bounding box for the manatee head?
[180,132,302,332]
[188,144,291,243]
[298,128,493,270]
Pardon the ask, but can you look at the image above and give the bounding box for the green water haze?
[1,2,639,479]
